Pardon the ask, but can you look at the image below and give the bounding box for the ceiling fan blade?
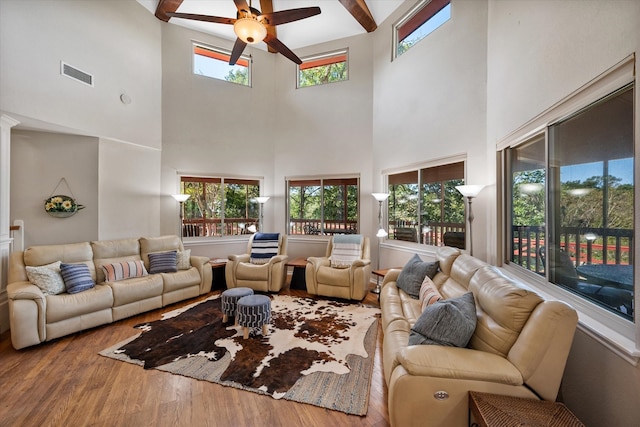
[264,33,302,64]
[260,0,278,53]
[233,0,251,13]
[166,12,235,25]
[261,7,321,26]
[229,38,248,65]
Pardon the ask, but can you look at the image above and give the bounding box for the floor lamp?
[171,194,190,241]
[372,192,390,294]
[455,185,484,256]
[255,196,270,232]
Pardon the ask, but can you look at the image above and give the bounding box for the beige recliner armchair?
[305,235,371,300]
[225,233,288,292]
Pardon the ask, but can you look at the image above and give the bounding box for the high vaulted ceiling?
[137,0,405,51]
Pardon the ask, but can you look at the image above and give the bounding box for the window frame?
[286,174,360,236]
[496,55,638,360]
[192,41,252,87]
[382,156,467,246]
[392,0,451,60]
[178,174,263,238]
[296,49,349,89]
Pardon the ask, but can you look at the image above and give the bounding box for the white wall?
[486,1,640,424]
[0,0,162,149]
[10,130,99,247]
[372,0,490,259]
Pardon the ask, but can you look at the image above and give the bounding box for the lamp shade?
[172,194,190,203]
[376,228,388,238]
[372,192,390,202]
[234,17,267,44]
[455,185,485,198]
[255,196,270,204]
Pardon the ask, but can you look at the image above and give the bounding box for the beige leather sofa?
[7,235,212,350]
[380,246,578,427]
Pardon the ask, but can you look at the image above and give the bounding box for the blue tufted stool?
[221,287,254,324]
[236,294,271,339]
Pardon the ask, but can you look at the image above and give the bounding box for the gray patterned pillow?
[25,261,65,295]
[409,292,477,347]
[396,254,439,299]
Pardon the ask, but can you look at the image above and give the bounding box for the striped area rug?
[99,294,380,416]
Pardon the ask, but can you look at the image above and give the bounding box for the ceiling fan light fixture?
[234,16,267,44]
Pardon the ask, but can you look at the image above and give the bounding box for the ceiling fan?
[167,0,321,65]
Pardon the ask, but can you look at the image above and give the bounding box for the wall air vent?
[60,61,94,87]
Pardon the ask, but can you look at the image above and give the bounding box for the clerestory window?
[192,42,251,86]
[394,0,451,59]
[297,49,348,88]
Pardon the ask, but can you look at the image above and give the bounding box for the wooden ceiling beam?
[338,0,377,33]
[155,0,184,22]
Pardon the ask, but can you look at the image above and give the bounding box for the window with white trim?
[180,176,261,237]
[297,49,348,88]
[193,42,251,86]
[386,160,466,245]
[287,176,359,235]
[499,59,635,330]
[393,0,451,59]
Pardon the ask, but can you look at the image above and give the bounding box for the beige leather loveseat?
[380,246,578,427]
[7,235,212,350]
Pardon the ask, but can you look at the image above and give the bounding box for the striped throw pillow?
[329,234,363,268]
[61,263,95,294]
[148,251,178,274]
[102,260,149,282]
[250,233,280,264]
[419,276,443,311]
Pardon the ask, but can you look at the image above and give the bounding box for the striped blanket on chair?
[250,233,280,264]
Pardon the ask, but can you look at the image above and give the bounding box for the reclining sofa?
[7,235,212,350]
[380,246,578,427]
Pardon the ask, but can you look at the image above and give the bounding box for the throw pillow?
[250,233,280,264]
[102,260,149,282]
[176,249,191,270]
[419,276,443,311]
[329,234,363,268]
[25,261,65,295]
[396,254,439,299]
[60,263,95,294]
[409,292,477,347]
[148,251,178,274]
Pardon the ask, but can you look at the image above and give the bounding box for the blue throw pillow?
[60,263,95,294]
[148,251,178,274]
[409,292,477,347]
[396,254,439,299]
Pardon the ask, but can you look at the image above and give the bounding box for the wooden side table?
[209,259,228,291]
[286,257,308,290]
[469,391,584,427]
[371,268,400,294]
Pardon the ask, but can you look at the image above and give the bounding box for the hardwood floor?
[0,284,390,427]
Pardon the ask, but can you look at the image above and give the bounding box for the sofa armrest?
[268,254,288,265]
[7,281,47,349]
[189,255,212,294]
[228,254,250,263]
[398,345,523,386]
[306,256,330,269]
[382,269,402,287]
[352,258,371,268]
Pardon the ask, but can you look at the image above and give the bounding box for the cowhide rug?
[99,294,380,416]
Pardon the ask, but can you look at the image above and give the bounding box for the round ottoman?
[236,294,271,339]
[221,287,254,324]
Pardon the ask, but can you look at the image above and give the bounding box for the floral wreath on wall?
[44,178,85,218]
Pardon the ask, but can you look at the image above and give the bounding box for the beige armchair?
[305,235,371,300]
[225,233,288,292]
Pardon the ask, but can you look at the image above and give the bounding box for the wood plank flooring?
[0,284,390,427]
